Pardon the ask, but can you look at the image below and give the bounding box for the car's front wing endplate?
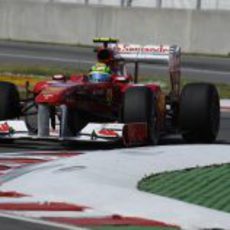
[0,120,148,146]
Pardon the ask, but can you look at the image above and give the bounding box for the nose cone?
[35,87,64,105]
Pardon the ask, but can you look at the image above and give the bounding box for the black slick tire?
[25,102,38,134]
[0,81,20,120]
[122,87,158,145]
[179,83,220,143]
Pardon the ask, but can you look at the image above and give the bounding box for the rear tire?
[0,82,20,120]
[179,83,220,143]
[122,87,158,145]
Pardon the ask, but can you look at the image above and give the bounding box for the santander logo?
[115,44,170,54]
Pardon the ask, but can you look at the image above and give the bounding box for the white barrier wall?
[0,0,230,54]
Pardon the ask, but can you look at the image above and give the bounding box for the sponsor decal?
[91,129,119,139]
[115,44,170,54]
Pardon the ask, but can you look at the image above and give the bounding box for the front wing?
[0,120,149,146]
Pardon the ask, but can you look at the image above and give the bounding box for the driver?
[88,62,112,83]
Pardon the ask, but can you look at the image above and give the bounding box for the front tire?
[179,83,220,143]
[122,87,159,145]
[61,106,88,137]
[0,81,20,120]
[25,102,38,134]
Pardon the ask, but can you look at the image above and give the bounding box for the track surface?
[0,115,229,230]
[0,40,229,230]
[0,216,68,230]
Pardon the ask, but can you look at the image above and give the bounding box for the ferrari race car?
[0,38,220,146]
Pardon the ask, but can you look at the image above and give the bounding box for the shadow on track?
[0,139,125,152]
[0,135,228,154]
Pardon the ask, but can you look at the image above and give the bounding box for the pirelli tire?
[179,83,220,143]
[0,81,20,120]
[122,87,159,145]
[60,106,88,137]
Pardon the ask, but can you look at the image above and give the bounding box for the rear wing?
[93,38,181,70]
[93,38,181,96]
[109,43,181,95]
[109,43,181,72]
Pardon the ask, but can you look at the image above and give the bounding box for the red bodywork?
[34,74,162,123]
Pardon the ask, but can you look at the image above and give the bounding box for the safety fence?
[45,0,230,10]
[1,0,230,54]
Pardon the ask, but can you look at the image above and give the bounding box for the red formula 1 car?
[0,38,220,146]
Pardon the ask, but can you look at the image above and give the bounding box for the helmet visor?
[89,72,110,83]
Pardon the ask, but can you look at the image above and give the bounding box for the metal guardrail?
[48,0,230,10]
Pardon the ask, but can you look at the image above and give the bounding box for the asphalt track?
[0,216,69,230]
[0,40,229,230]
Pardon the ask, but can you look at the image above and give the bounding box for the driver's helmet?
[89,63,111,83]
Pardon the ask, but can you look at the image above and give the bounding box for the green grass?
[182,52,230,58]
[0,65,87,97]
[216,83,230,98]
[0,64,85,76]
[141,75,230,98]
[138,163,230,213]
